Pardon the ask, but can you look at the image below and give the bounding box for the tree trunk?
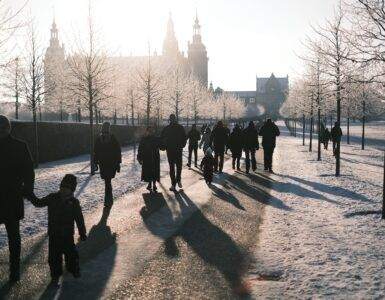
[302,114,305,146]
[32,108,39,167]
[309,116,314,152]
[336,78,341,177]
[362,100,366,150]
[317,107,321,161]
[347,115,350,145]
[89,104,95,175]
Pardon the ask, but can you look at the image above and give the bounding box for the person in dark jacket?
[331,122,343,156]
[200,147,215,185]
[94,122,122,210]
[243,121,260,173]
[259,118,280,172]
[28,174,87,284]
[161,114,187,192]
[210,121,229,173]
[224,124,231,154]
[199,127,212,153]
[228,125,243,170]
[0,115,35,282]
[187,124,201,168]
[322,127,331,150]
[137,126,162,193]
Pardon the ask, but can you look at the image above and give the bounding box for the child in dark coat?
[200,147,215,185]
[28,174,87,284]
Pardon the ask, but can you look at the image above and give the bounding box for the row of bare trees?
[281,1,385,177]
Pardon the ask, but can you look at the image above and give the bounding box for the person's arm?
[181,126,187,148]
[74,200,87,240]
[94,138,100,166]
[28,193,52,207]
[275,125,281,136]
[255,131,260,149]
[21,142,35,198]
[137,139,144,164]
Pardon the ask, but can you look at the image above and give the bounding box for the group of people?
[320,121,343,156]
[0,112,281,286]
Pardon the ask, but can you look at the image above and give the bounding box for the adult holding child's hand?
[0,115,35,282]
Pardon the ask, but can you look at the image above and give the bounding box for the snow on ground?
[0,144,175,248]
[340,121,385,150]
[249,122,385,298]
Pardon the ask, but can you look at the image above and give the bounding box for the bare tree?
[2,56,22,119]
[66,2,113,174]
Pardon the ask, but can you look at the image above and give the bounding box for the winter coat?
[242,125,259,151]
[200,155,215,183]
[161,123,187,152]
[228,128,244,157]
[187,128,201,148]
[331,126,342,142]
[199,131,212,152]
[30,192,86,238]
[322,128,331,143]
[210,126,229,153]
[94,134,122,180]
[137,135,161,182]
[0,135,35,224]
[259,121,280,149]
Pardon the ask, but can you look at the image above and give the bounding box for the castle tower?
[188,12,208,87]
[44,17,66,105]
[162,13,180,58]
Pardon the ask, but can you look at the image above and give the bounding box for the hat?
[60,174,77,192]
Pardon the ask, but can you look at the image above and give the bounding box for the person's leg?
[232,157,236,169]
[64,236,80,277]
[237,156,241,170]
[176,149,183,185]
[245,150,250,173]
[49,236,63,280]
[194,146,198,167]
[251,148,257,171]
[268,148,274,171]
[104,178,113,208]
[214,152,219,172]
[152,180,157,192]
[219,152,224,172]
[5,220,21,281]
[187,145,192,166]
[263,148,268,170]
[167,151,177,188]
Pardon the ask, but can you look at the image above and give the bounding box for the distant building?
[226,73,289,118]
[44,13,209,106]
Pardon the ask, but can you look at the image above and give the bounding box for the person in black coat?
[243,121,260,173]
[200,147,215,185]
[0,115,35,282]
[137,126,162,193]
[331,122,343,156]
[28,174,87,284]
[94,122,122,210]
[259,118,280,172]
[187,124,201,168]
[210,120,229,173]
[228,125,243,170]
[224,124,231,154]
[161,114,187,192]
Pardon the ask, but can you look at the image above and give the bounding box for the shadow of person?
[164,236,179,258]
[209,184,245,211]
[140,192,168,219]
[175,191,251,296]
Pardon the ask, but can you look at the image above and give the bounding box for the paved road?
[0,150,271,299]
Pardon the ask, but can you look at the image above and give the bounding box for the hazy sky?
[10,0,340,91]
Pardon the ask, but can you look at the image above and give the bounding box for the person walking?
[200,147,215,185]
[228,124,243,170]
[0,115,35,282]
[323,127,331,150]
[199,127,212,153]
[259,118,280,173]
[94,122,122,213]
[137,126,162,193]
[331,122,343,156]
[242,121,259,173]
[28,174,87,284]
[210,121,229,173]
[224,123,231,154]
[187,124,201,168]
[161,114,187,192]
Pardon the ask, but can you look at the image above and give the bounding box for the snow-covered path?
[249,124,385,298]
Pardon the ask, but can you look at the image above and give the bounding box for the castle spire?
[163,12,180,57]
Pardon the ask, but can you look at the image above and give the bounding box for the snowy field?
[0,144,173,248]
[249,123,385,298]
[341,121,385,150]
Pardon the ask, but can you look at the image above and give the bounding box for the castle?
[44,13,209,105]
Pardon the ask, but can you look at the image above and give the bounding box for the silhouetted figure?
[259,118,280,172]
[0,115,35,282]
[137,126,162,193]
[28,174,87,284]
[161,114,187,192]
[322,127,331,150]
[242,121,259,173]
[331,122,343,156]
[187,124,201,168]
[200,124,207,135]
[94,122,122,212]
[228,125,243,170]
[199,127,212,153]
[224,124,231,154]
[210,121,229,173]
[200,148,215,185]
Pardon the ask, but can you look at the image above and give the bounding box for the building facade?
[44,13,209,105]
[227,73,289,118]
